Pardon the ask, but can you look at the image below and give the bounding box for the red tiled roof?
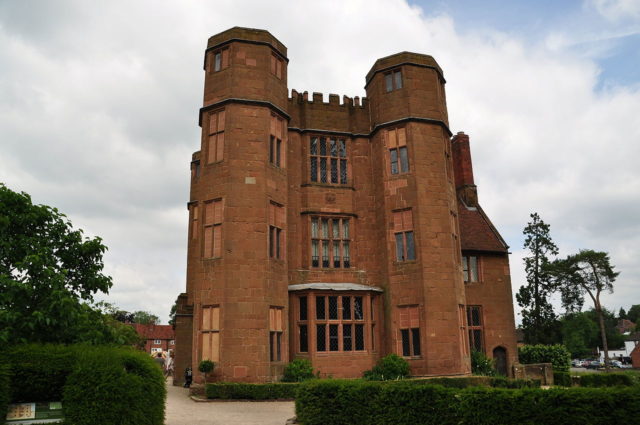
[457,200,508,253]
[130,324,175,340]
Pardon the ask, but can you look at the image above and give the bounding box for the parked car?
[571,359,582,367]
[585,361,602,369]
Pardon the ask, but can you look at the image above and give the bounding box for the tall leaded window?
[315,295,365,352]
[467,305,484,352]
[386,128,409,174]
[310,136,347,184]
[398,305,421,357]
[311,217,350,268]
[393,209,415,261]
[462,255,479,283]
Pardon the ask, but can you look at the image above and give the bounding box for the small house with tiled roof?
[131,324,175,355]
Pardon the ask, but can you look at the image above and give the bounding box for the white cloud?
[1,0,638,323]
[587,0,640,22]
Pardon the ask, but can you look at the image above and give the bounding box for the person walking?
[164,351,175,380]
[154,352,165,370]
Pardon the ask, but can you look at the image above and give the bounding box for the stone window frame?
[269,201,285,260]
[384,69,403,92]
[191,160,201,180]
[398,305,421,357]
[392,209,416,262]
[270,53,284,79]
[201,305,220,362]
[467,305,484,353]
[294,292,378,355]
[190,202,199,240]
[309,135,349,185]
[384,127,409,175]
[210,47,229,73]
[203,198,223,259]
[206,109,225,164]
[269,306,284,362]
[462,255,480,283]
[310,216,351,269]
[269,113,286,168]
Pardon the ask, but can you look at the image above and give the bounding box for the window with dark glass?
[270,114,285,168]
[310,136,347,184]
[311,217,350,268]
[313,294,368,353]
[299,296,308,352]
[399,305,421,357]
[467,305,484,353]
[386,128,409,174]
[385,69,402,92]
[269,202,284,260]
[393,209,415,261]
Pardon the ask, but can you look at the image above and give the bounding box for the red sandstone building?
[130,323,175,355]
[174,27,518,383]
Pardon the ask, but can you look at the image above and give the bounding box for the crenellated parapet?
[288,89,370,135]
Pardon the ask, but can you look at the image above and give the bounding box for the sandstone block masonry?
[173,27,518,383]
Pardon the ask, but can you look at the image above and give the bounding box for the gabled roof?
[130,324,175,340]
[457,199,509,253]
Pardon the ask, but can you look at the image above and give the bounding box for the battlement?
[289,89,368,109]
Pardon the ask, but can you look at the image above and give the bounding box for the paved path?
[165,380,295,425]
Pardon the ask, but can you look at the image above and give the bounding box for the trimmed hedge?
[206,382,300,399]
[518,344,571,372]
[63,347,166,425]
[5,344,80,402]
[295,380,640,425]
[416,377,539,389]
[2,344,165,425]
[553,371,572,387]
[579,373,635,387]
[0,361,11,423]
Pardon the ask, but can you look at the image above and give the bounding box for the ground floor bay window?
[288,284,382,357]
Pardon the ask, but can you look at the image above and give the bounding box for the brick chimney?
[451,131,478,206]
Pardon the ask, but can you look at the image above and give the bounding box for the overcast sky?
[1,0,639,324]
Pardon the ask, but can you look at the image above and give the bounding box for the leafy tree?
[168,302,177,328]
[132,310,159,325]
[516,213,559,344]
[561,312,599,358]
[627,304,640,324]
[550,250,619,370]
[618,307,627,321]
[0,184,112,344]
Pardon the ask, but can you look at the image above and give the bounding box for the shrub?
[282,358,316,382]
[363,354,410,380]
[5,344,81,402]
[471,350,496,376]
[579,373,635,387]
[198,359,215,382]
[63,347,166,425]
[553,371,572,387]
[518,344,571,372]
[206,382,299,399]
[420,376,539,389]
[0,361,10,423]
[295,380,640,425]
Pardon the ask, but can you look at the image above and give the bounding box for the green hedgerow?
[363,354,410,381]
[518,344,571,372]
[63,347,166,425]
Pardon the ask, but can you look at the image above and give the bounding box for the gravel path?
[165,380,295,425]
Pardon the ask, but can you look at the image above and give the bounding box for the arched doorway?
[493,346,508,376]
